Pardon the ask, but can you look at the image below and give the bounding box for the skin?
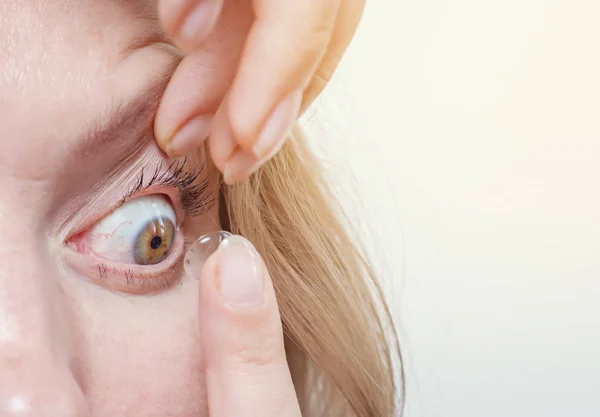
[0,1,300,416]
[153,0,366,183]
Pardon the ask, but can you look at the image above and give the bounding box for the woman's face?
[0,2,250,415]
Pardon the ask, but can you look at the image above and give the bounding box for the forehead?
[1,1,161,89]
[0,1,174,177]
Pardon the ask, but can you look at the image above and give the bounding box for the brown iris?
[133,218,175,265]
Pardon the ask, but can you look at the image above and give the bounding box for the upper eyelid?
[61,158,211,244]
[123,158,214,218]
[64,164,185,240]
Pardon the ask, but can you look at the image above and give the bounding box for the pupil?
[150,236,162,250]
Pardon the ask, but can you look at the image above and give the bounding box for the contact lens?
[184,231,232,278]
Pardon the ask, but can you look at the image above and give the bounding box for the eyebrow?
[73,58,179,161]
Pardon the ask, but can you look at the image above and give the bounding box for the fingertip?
[168,115,214,158]
[154,49,227,159]
[225,87,261,150]
[250,91,302,159]
[214,235,267,309]
[190,233,274,314]
[153,82,181,156]
[222,149,261,185]
[196,235,298,416]
[208,100,238,174]
[153,106,173,154]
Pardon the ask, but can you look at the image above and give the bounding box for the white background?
[302,1,600,416]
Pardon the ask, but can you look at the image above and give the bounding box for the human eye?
[78,195,177,266]
[64,159,212,294]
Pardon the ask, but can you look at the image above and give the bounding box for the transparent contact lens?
[184,231,232,278]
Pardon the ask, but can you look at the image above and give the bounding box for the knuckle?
[304,59,338,102]
[283,29,331,70]
[277,3,338,58]
[283,27,331,60]
[305,13,337,47]
[316,58,338,84]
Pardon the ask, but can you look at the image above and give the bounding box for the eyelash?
[80,232,189,294]
[66,158,213,294]
[97,263,183,291]
[122,158,214,218]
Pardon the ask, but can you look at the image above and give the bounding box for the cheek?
[59,186,219,417]
[69,280,207,417]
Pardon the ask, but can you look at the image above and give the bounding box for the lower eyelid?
[62,232,189,295]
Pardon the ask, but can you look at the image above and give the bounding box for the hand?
[154,0,365,183]
[185,233,301,416]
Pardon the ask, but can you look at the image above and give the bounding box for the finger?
[208,92,269,184]
[158,0,225,52]
[187,234,301,417]
[217,0,342,179]
[153,49,230,157]
[206,92,238,176]
[154,1,253,157]
[210,0,366,183]
[301,0,366,113]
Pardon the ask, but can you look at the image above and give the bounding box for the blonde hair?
[221,127,403,416]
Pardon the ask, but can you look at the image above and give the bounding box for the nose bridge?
[0,202,89,416]
[0,207,59,349]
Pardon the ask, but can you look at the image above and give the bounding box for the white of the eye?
[87,195,176,264]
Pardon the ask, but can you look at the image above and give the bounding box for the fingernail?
[179,1,221,45]
[223,149,261,185]
[184,231,232,279]
[167,115,213,158]
[216,235,265,307]
[252,91,302,159]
